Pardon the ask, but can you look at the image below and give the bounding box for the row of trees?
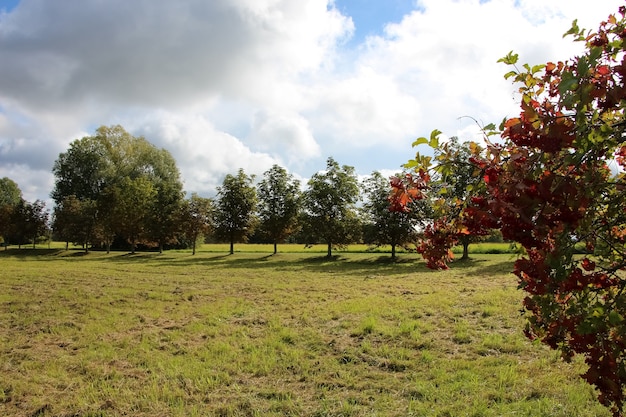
[1,125,454,257]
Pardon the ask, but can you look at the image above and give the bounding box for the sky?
[0,0,624,206]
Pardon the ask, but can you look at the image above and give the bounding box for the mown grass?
[0,248,609,417]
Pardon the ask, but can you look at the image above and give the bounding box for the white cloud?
[250,110,321,164]
[129,112,278,197]
[0,0,624,204]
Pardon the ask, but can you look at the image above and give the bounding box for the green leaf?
[559,72,578,93]
[429,130,442,148]
[563,19,580,38]
[531,64,546,75]
[412,137,429,147]
[609,311,623,325]
[503,70,517,80]
[498,51,519,65]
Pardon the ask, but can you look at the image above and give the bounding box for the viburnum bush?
[392,7,626,416]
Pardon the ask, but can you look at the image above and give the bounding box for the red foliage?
[399,7,626,416]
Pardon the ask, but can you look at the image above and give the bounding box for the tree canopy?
[214,168,258,255]
[361,171,424,260]
[51,125,184,251]
[301,157,360,258]
[257,164,301,254]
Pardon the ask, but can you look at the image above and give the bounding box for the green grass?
[0,248,609,417]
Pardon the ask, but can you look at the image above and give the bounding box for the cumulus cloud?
[129,112,279,196]
[0,0,623,204]
[250,110,321,164]
[0,0,352,110]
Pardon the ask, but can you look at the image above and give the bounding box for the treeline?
[0,125,443,258]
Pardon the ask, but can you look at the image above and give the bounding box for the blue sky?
[0,0,17,13]
[0,0,624,205]
[335,0,418,44]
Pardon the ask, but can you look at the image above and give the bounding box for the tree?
[109,176,157,254]
[0,177,22,247]
[430,136,491,260]
[301,157,360,258]
[52,195,97,251]
[180,193,214,255]
[394,7,626,415]
[9,199,49,249]
[51,125,184,251]
[0,177,22,207]
[361,171,425,260]
[257,164,301,254]
[214,169,258,255]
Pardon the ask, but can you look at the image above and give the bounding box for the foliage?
[361,171,425,260]
[257,164,301,254]
[108,176,157,254]
[0,177,22,245]
[301,157,361,258]
[52,195,97,251]
[214,168,258,254]
[180,193,214,255]
[0,177,22,207]
[51,125,184,250]
[8,199,49,248]
[394,7,626,415]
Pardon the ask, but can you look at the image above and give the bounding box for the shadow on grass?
[448,257,515,276]
[1,247,515,277]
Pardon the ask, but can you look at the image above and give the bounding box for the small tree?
[215,169,258,255]
[257,164,301,254]
[430,136,491,260]
[180,193,214,255]
[361,171,426,260]
[9,199,49,249]
[52,195,97,251]
[301,157,360,258]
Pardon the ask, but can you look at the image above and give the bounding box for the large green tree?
[215,169,258,255]
[394,7,626,415]
[301,157,360,258]
[51,125,184,251]
[257,164,301,254]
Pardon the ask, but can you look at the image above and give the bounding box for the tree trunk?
[65,241,69,251]
[273,241,277,255]
[229,231,234,255]
[327,241,332,258]
[159,242,163,254]
[391,244,396,261]
[192,239,196,255]
[461,240,469,260]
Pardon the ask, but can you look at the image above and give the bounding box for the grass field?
[0,246,609,417]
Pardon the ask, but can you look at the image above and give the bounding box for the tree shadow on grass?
[447,257,515,276]
[0,248,67,258]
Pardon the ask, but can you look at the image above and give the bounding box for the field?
[0,245,610,417]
